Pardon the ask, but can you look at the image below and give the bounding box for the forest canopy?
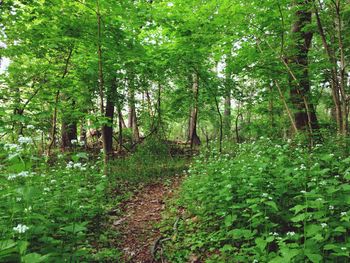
[0,0,350,262]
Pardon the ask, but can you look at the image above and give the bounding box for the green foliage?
[110,139,188,185]
[161,138,350,262]
[133,136,170,160]
[0,139,120,261]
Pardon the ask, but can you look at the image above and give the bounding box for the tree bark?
[127,75,140,143]
[117,102,124,149]
[334,0,348,134]
[223,83,231,138]
[188,73,201,147]
[61,100,78,150]
[288,0,319,133]
[103,96,114,154]
[61,118,77,149]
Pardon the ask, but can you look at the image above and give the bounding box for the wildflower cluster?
[66,161,87,171]
[13,224,29,234]
[7,171,36,180]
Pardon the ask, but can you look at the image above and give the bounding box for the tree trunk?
[80,121,87,146]
[127,75,140,143]
[103,97,114,154]
[117,102,124,149]
[223,86,231,138]
[214,96,223,152]
[188,73,201,147]
[61,100,78,150]
[61,119,77,149]
[289,0,319,133]
[335,0,348,135]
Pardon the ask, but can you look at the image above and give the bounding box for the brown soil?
[113,177,182,263]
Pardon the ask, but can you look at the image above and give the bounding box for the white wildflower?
[321,223,327,228]
[329,205,334,210]
[4,143,22,152]
[341,247,347,251]
[7,174,17,180]
[70,139,78,145]
[167,2,174,7]
[73,162,82,169]
[13,224,29,234]
[27,125,35,129]
[18,171,30,178]
[341,212,347,217]
[287,231,296,236]
[18,136,33,145]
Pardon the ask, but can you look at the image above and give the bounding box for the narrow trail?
[113,176,182,263]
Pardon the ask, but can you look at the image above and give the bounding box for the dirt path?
[113,177,182,263]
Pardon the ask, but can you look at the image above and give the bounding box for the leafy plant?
[161,138,350,262]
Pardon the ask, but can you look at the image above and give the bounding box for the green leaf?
[323,244,338,251]
[61,222,87,234]
[305,252,322,263]
[305,224,322,237]
[269,256,285,263]
[224,214,237,227]
[290,205,307,215]
[18,241,29,255]
[22,253,49,263]
[280,248,300,262]
[255,237,267,251]
[266,201,278,211]
[229,229,253,239]
[0,239,17,257]
[291,213,307,222]
[334,226,346,233]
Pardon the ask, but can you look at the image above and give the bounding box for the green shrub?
[162,138,350,262]
[0,139,118,261]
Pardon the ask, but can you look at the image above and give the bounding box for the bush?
[0,139,118,261]
[162,138,350,262]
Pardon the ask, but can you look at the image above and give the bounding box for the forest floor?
[112,175,183,263]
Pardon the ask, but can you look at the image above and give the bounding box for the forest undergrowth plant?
[0,137,118,262]
[160,137,350,263]
[109,136,189,186]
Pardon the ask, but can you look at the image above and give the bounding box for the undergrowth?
[0,136,187,262]
[161,138,350,263]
